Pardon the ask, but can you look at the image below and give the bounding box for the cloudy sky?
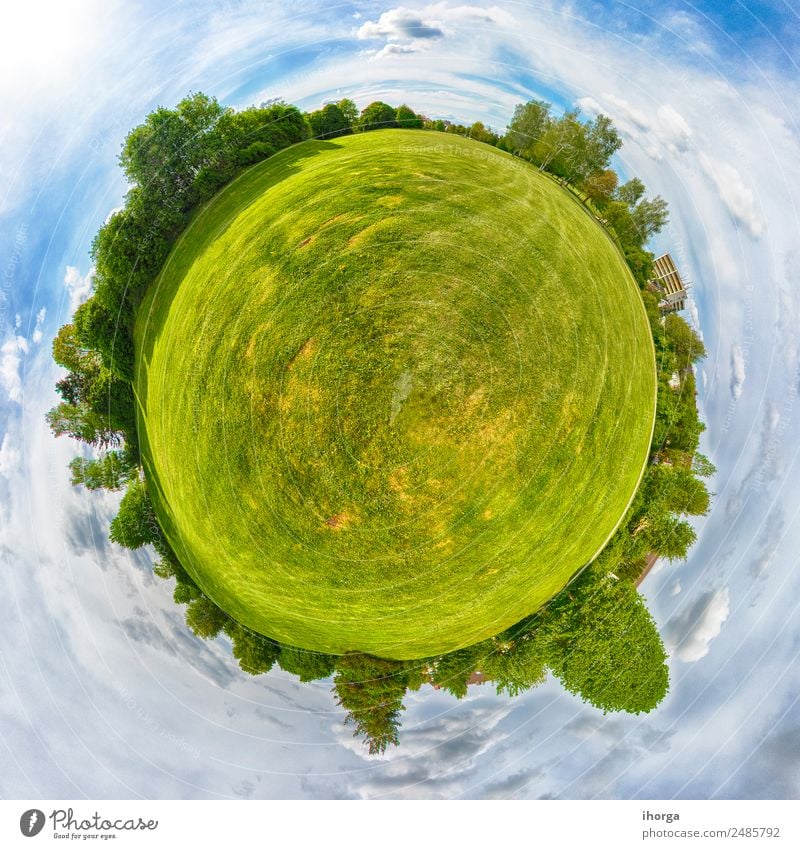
[1,0,799,800]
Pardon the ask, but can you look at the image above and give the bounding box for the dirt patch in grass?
[287,337,318,369]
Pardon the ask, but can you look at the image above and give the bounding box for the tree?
[477,636,548,697]
[643,513,697,561]
[224,621,280,674]
[692,453,716,478]
[120,92,227,209]
[109,479,161,549]
[154,556,205,605]
[278,645,337,681]
[617,178,646,207]
[582,169,618,207]
[186,596,230,640]
[644,465,710,517]
[333,654,408,754]
[532,110,586,180]
[355,101,397,132]
[623,247,655,288]
[428,646,480,698]
[468,121,497,145]
[52,323,93,373]
[337,98,359,128]
[46,401,121,449]
[542,569,669,714]
[664,314,706,370]
[307,103,349,139]
[73,297,135,380]
[632,195,669,242]
[583,114,622,175]
[395,104,423,129]
[69,450,137,491]
[604,199,642,249]
[506,100,551,157]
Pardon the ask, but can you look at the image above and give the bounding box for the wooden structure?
[649,253,687,314]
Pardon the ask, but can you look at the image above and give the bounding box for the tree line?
[48,91,712,755]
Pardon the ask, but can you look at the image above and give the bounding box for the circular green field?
[135,130,656,660]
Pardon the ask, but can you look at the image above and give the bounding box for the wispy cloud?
[0,431,21,480]
[730,344,746,399]
[357,3,514,59]
[664,587,731,662]
[64,266,94,314]
[0,334,28,403]
[698,153,765,239]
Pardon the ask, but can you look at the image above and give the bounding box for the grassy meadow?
[134,130,656,659]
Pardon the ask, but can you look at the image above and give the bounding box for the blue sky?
[1,0,799,799]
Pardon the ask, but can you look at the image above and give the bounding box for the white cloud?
[665,587,731,662]
[0,335,29,403]
[0,432,21,480]
[603,93,651,132]
[576,92,651,130]
[661,10,716,57]
[657,104,693,153]
[357,3,514,59]
[576,93,660,159]
[326,698,517,798]
[0,0,128,216]
[357,7,445,43]
[32,306,46,344]
[64,265,94,314]
[730,344,746,400]
[698,152,765,238]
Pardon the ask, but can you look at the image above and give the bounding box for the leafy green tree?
[109,479,161,549]
[224,621,280,674]
[428,645,480,698]
[692,453,716,478]
[542,569,669,713]
[73,297,135,380]
[623,247,655,288]
[664,314,706,370]
[395,104,423,129]
[69,450,137,491]
[186,596,230,640]
[506,100,551,156]
[307,103,349,139]
[582,169,618,207]
[532,109,585,179]
[616,177,646,206]
[278,645,337,681]
[644,465,710,517]
[46,402,121,449]
[632,195,669,242]
[333,654,409,754]
[356,101,397,132]
[337,98,359,128]
[654,370,705,455]
[120,92,227,209]
[478,636,548,697]
[468,121,498,145]
[583,114,622,176]
[643,513,697,561]
[154,556,204,604]
[52,323,92,373]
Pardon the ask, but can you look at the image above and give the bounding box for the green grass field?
[135,130,656,660]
